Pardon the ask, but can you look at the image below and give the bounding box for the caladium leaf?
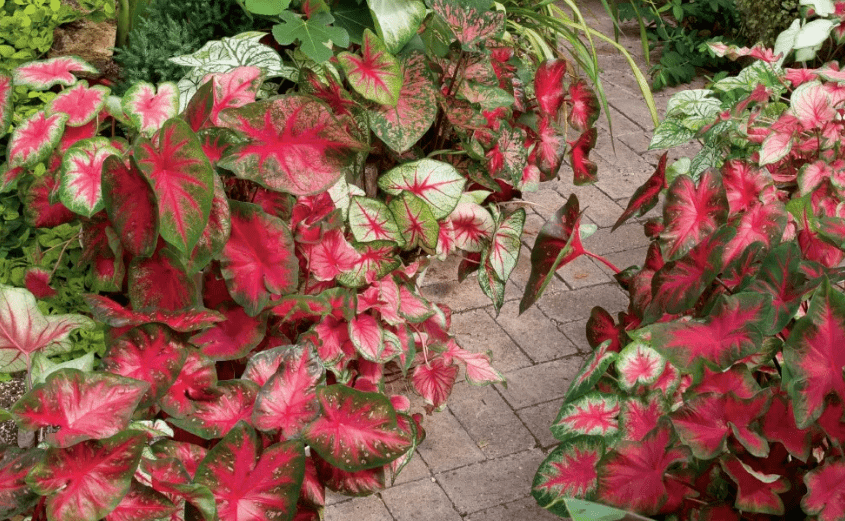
[648,292,772,372]
[803,458,845,521]
[0,285,94,372]
[443,339,504,385]
[620,394,667,442]
[140,456,217,520]
[134,117,214,254]
[761,393,813,462]
[12,369,149,447]
[348,313,387,362]
[303,385,413,471]
[13,56,97,89]
[388,192,439,250]
[723,202,787,264]
[748,242,811,333]
[339,29,401,106]
[123,82,179,135]
[430,0,504,48]
[378,159,465,220]
[569,128,598,185]
[26,431,145,521]
[7,110,67,168]
[367,0,426,53]
[219,95,364,196]
[84,294,224,332]
[490,125,528,184]
[720,456,789,515]
[102,325,189,407]
[533,438,604,516]
[101,155,159,258]
[47,81,109,126]
[0,446,43,519]
[661,169,729,259]
[613,153,668,231]
[104,481,179,521]
[367,52,438,153]
[128,247,197,312]
[194,422,305,521]
[59,137,119,217]
[220,201,299,316]
[722,159,774,213]
[596,423,689,515]
[566,341,617,402]
[168,379,259,439]
[551,392,621,442]
[188,171,231,274]
[783,278,845,428]
[348,196,404,245]
[252,343,324,438]
[534,59,567,117]
[488,208,524,282]
[412,357,458,407]
[616,343,666,391]
[305,229,360,282]
[0,73,12,137]
[30,351,96,387]
[567,80,601,131]
[23,170,77,228]
[450,201,495,252]
[208,66,263,126]
[191,304,266,361]
[314,455,387,496]
[159,351,217,418]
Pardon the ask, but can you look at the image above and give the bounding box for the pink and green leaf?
[761,393,814,462]
[620,394,667,442]
[533,438,604,516]
[803,458,845,521]
[123,82,179,135]
[534,59,567,117]
[47,80,109,126]
[616,342,667,391]
[0,73,12,137]
[7,110,67,168]
[487,208,524,282]
[59,137,119,217]
[192,303,267,361]
[23,170,77,228]
[613,153,668,231]
[13,56,97,89]
[209,66,263,125]
[128,247,197,312]
[101,155,159,257]
[720,456,789,515]
[449,201,494,252]
[444,339,504,385]
[567,80,601,132]
[551,393,621,442]
[388,192,439,250]
[339,29,402,106]
[104,481,179,521]
[167,379,259,439]
[412,357,458,407]
[303,385,413,471]
[430,0,504,48]
[313,455,386,496]
[569,128,598,185]
[348,196,405,245]
[661,169,729,259]
[566,341,617,402]
[158,351,218,418]
[84,294,224,332]
[0,447,43,519]
[378,158,466,220]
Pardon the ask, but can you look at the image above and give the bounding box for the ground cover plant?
[529,18,845,521]
[0,0,607,519]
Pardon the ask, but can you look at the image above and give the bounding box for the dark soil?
[0,373,26,445]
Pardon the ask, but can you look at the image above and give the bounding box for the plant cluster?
[734,0,799,48]
[769,0,845,65]
[529,35,845,520]
[0,0,603,518]
[616,0,743,89]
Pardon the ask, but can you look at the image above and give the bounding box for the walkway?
[325,1,706,519]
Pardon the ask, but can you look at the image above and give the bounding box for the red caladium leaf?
[57,118,98,153]
[565,341,617,402]
[692,365,761,399]
[187,172,231,274]
[748,242,812,333]
[388,192,439,250]
[620,394,667,442]
[349,313,387,362]
[0,165,24,193]
[722,160,774,213]
[134,117,214,254]
[648,292,772,371]
[218,95,365,196]
[168,379,259,439]
[104,481,179,521]
[339,29,402,106]
[7,110,67,168]
[535,117,566,176]
[84,294,224,332]
[551,392,621,442]
[616,343,667,391]
[0,447,43,519]
[412,356,459,408]
[12,368,148,447]
[567,80,600,131]
[102,325,189,407]
[101,155,159,257]
[367,52,438,153]
[303,385,413,471]
[722,202,787,264]
[348,196,404,245]
[305,229,360,281]
[783,278,845,428]
[0,73,12,136]
[450,201,495,252]
[150,440,208,479]
[532,438,604,516]
[47,80,109,126]
[194,422,305,521]
[758,129,794,166]
[378,159,466,220]
[192,304,267,361]
[661,169,729,259]
[761,393,814,462]
[0,285,94,372]
[59,137,119,217]
[430,0,504,47]
[13,56,97,89]
[569,128,598,185]
[791,80,834,129]
[24,267,56,299]
[123,82,179,135]
[803,458,845,521]
[534,59,567,117]
[720,456,790,515]
[220,201,299,316]
[129,247,197,312]
[252,344,324,438]
[596,423,690,515]
[158,351,217,418]
[613,153,668,231]
[209,66,263,126]
[26,431,145,521]
[140,456,217,520]
[314,455,387,496]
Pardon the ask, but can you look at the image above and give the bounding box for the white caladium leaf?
[171,32,297,110]
[449,201,495,252]
[59,137,120,217]
[13,56,97,90]
[46,81,109,127]
[7,110,67,168]
[122,82,179,135]
[0,285,95,372]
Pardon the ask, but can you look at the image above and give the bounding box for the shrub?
[529,38,845,520]
[735,0,800,47]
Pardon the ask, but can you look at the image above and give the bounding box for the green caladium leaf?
[378,158,466,219]
[388,192,439,250]
[338,29,402,106]
[244,0,291,15]
[349,196,405,245]
[487,208,524,282]
[430,0,504,49]
[564,498,657,521]
[272,11,350,63]
[367,0,426,53]
[59,137,120,218]
[565,341,617,403]
[0,446,43,519]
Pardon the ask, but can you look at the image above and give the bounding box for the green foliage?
[735,0,800,47]
[616,0,745,89]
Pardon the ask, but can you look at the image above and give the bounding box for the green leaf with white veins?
[367,0,426,54]
[272,11,350,64]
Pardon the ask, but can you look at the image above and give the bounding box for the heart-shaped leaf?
[339,29,402,106]
[14,56,97,89]
[533,438,604,517]
[7,110,67,168]
[349,196,404,245]
[59,137,120,217]
[0,447,43,519]
[378,159,466,220]
[47,80,109,126]
[661,169,729,259]
[168,380,259,439]
[101,155,159,258]
[123,82,179,135]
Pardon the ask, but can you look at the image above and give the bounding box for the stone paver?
[323,1,701,519]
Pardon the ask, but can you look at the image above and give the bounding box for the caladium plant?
[531,36,845,520]
[0,0,601,519]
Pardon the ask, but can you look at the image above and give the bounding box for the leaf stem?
[585,251,621,274]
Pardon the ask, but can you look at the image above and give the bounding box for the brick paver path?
[325,1,705,519]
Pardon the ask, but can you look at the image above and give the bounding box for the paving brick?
[437,449,546,514]
[393,451,432,486]
[603,245,650,272]
[550,181,625,229]
[591,154,654,201]
[324,495,393,520]
[464,496,566,521]
[517,400,565,449]
[447,382,536,458]
[451,309,532,373]
[557,320,592,354]
[496,357,584,409]
[586,222,651,256]
[381,479,462,521]
[537,283,627,324]
[522,187,568,217]
[493,300,578,363]
[557,255,614,289]
[416,409,485,473]
[507,245,568,297]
